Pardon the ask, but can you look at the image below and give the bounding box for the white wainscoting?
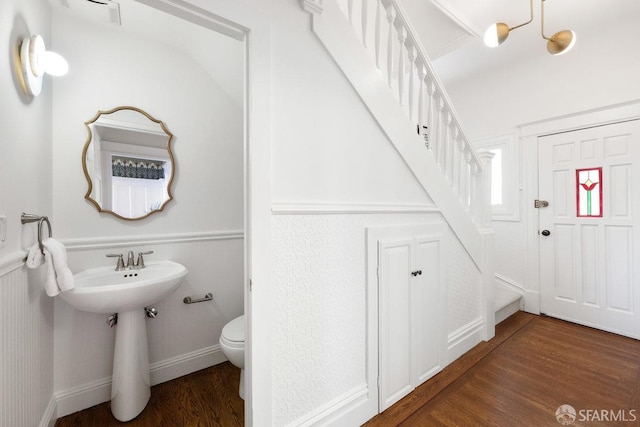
[447,317,485,364]
[271,209,482,426]
[0,252,54,427]
[53,230,244,418]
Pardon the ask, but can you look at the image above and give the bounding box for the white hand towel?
[42,238,75,293]
[26,238,75,296]
[43,250,61,297]
[26,244,44,268]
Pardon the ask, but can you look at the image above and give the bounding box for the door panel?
[378,239,413,410]
[539,120,640,338]
[413,237,442,385]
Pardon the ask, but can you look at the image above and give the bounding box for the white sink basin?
[61,260,188,313]
[59,259,188,422]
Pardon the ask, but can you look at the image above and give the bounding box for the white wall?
[0,0,56,425]
[267,6,432,206]
[233,0,483,425]
[271,212,480,425]
[50,9,245,415]
[434,19,640,293]
[51,12,244,238]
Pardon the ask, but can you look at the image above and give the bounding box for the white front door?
[538,120,640,338]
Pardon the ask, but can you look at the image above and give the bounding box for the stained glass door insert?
[576,167,602,217]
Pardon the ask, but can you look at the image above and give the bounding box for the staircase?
[302,0,493,263]
[301,0,497,338]
[495,284,523,325]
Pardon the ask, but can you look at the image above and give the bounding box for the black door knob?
[541,230,551,236]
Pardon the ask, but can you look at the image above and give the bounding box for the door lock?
[541,230,551,236]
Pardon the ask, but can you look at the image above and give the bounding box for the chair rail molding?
[0,250,29,277]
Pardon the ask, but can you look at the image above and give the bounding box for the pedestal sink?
[60,260,188,422]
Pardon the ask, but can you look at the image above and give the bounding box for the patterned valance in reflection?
[112,156,166,180]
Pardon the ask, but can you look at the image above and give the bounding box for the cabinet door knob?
[411,270,422,277]
[541,229,551,236]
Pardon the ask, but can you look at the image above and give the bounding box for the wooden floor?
[366,312,640,426]
[56,313,640,427]
[55,362,243,427]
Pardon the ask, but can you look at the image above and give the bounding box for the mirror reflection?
[82,106,175,220]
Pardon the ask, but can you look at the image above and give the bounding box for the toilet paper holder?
[183,293,213,304]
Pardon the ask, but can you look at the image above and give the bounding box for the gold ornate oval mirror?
[82,106,175,220]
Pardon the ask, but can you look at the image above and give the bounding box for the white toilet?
[219,315,245,399]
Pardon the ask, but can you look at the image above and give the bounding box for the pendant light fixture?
[483,0,576,55]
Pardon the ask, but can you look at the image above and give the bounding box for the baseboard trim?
[55,377,111,418]
[150,344,227,385]
[447,317,484,364]
[286,383,373,427]
[495,273,524,294]
[39,395,58,427]
[524,289,541,314]
[54,345,226,418]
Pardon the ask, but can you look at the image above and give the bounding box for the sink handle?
[106,254,125,271]
[136,251,154,269]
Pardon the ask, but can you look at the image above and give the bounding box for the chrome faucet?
[106,253,126,271]
[106,250,154,271]
[126,251,135,269]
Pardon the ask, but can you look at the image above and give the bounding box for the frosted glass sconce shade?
[19,34,69,96]
[483,23,510,47]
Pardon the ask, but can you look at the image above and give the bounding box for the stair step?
[495,285,522,325]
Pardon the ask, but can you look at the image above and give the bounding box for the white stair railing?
[301,0,496,341]
[336,0,488,226]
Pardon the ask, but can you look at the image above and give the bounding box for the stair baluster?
[333,0,487,228]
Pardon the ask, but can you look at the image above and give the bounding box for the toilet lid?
[222,315,245,342]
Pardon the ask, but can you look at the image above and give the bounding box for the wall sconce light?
[18,34,69,96]
[483,0,576,55]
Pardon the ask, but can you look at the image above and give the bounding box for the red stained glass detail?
[576,167,603,218]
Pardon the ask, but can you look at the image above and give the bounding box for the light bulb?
[483,23,509,48]
[38,51,69,76]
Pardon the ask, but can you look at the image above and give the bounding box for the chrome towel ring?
[21,213,53,255]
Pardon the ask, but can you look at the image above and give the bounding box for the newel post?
[301,0,324,14]
[475,150,495,230]
[475,150,496,341]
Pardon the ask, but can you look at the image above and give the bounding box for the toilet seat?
[221,315,245,343]
[219,314,246,399]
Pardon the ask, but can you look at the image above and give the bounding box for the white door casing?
[538,120,640,338]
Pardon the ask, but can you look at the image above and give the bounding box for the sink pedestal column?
[111,309,151,422]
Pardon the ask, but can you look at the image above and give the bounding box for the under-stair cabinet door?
[375,223,446,412]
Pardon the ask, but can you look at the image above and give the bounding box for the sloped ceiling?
[48,0,244,106]
[403,0,640,86]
